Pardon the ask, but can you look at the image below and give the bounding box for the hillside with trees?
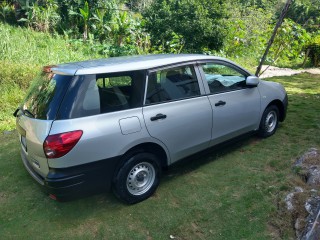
[1,0,319,65]
[0,0,319,130]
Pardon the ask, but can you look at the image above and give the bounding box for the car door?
[142,63,212,164]
[198,61,261,146]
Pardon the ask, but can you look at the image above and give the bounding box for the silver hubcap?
[265,110,277,133]
[126,162,155,196]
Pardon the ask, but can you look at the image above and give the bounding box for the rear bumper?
[21,149,120,201]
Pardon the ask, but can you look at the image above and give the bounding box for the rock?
[305,197,320,215]
[295,187,304,193]
[285,188,305,211]
[291,148,320,240]
[302,200,320,240]
[294,148,320,187]
[294,148,319,166]
[305,201,313,214]
[306,210,320,240]
[295,217,306,239]
[285,192,295,211]
[307,167,320,187]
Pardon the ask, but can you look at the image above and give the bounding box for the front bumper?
[281,93,288,122]
[21,149,120,201]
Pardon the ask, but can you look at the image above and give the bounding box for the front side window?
[201,63,247,94]
[146,65,200,104]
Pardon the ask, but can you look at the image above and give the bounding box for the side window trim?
[144,62,206,106]
[194,63,207,95]
[197,60,251,76]
[197,60,250,95]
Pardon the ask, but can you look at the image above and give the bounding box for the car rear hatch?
[15,68,74,184]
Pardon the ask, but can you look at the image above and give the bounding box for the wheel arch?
[124,142,168,168]
[113,142,169,182]
[266,99,285,122]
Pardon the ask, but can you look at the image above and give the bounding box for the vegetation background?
[0,0,319,131]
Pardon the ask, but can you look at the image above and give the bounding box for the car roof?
[50,54,244,76]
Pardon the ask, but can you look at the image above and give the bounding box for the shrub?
[223,7,273,58]
[267,19,311,65]
[0,1,16,24]
[305,34,320,66]
[143,0,227,53]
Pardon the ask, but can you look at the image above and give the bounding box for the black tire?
[112,152,161,204]
[258,105,279,138]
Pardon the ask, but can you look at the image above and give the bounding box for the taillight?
[43,130,83,158]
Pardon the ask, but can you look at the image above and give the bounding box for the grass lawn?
[0,73,319,239]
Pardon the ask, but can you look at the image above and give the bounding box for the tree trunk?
[83,23,88,41]
[255,0,293,76]
[302,48,310,67]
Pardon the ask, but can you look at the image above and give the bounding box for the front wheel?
[113,152,161,204]
[258,105,279,138]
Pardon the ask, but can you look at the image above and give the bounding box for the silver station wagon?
[14,54,288,203]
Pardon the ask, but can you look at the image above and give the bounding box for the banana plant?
[79,1,90,41]
[91,8,112,42]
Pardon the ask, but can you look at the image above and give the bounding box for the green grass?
[0,22,105,131]
[0,73,319,239]
[0,23,102,65]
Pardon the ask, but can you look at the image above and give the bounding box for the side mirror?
[246,76,259,87]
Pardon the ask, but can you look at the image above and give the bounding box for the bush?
[223,7,273,58]
[267,19,311,66]
[143,0,227,52]
[0,1,16,24]
[305,34,320,66]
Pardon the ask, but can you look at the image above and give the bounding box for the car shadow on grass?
[162,133,257,179]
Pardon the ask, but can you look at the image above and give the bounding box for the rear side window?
[96,75,132,113]
[58,70,146,119]
[146,65,200,104]
[22,72,72,120]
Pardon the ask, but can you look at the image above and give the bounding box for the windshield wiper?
[13,108,20,117]
[23,109,35,118]
[14,107,35,118]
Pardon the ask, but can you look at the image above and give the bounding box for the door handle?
[215,100,226,107]
[150,113,167,121]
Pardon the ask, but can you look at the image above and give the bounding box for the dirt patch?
[259,65,320,78]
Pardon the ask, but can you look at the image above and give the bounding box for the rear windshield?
[22,72,73,120]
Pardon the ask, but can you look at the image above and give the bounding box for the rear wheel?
[258,105,279,138]
[113,152,161,204]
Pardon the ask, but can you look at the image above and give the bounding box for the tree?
[143,0,227,53]
[222,6,273,58]
[255,0,293,76]
[285,0,320,33]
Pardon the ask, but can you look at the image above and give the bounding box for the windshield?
[22,71,73,120]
